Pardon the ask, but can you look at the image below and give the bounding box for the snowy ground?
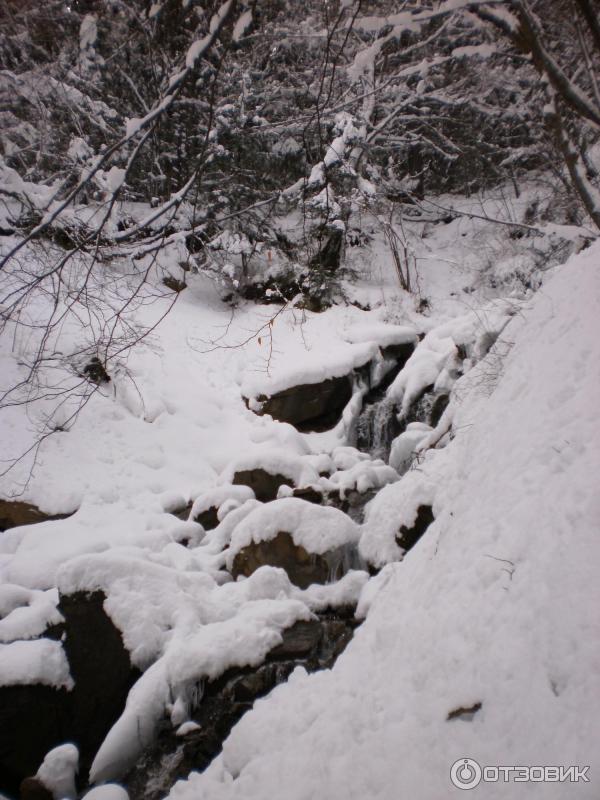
[0,186,598,798]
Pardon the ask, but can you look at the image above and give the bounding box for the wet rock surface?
[247,374,353,431]
[404,389,448,428]
[396,505,435,553]
[231,531,331,589]
[380,341,416,368]
[328,488,378,524]
[58,592,141,784]
[232,468,293,502]
[0,500,74,532]
[0,684,72,799]
[0,591,140,797]
[124,612,359,800]
[291,485,377,524]
[19,777,54,800]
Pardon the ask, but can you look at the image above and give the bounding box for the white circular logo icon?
[451,758,483,790]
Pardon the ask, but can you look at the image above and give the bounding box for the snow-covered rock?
[226,498,361,582]
[35,744,79,800]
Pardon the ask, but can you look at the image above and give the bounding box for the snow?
[232,9,252,42]
[0,584,63,642]
[452,43,496,59]
[388,422,432,474]
[176,721,201,737]
[36,744,79,800]
[185,35,211,68]
[0,639,73,689]
[165,242,600,800]
[82,786,129,800]
[189,484,255,524]
[241,340,377,399]
[343,322,417,348]
[359,461,440,567]
[298,569,369,611]
[307,162,325,187]
[319,459,398,499]
[95,166,126,195]
[79,15,98,53]
[0,213,529,595]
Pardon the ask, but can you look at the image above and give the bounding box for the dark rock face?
[0,500,74,532]
[81,357,110,385]
[292,486,323,505]
[429,393,450,428]
[292,485,377,525]
[396,505,435,552]
[447,701,482,721]
[231,531,330,589]
[0,684,72,799]
[326,488,378,524]
[162,276,187,293]
[232,469,293,503]
[58,592,141,784]
[192,506,219,530]
[380,341,416,370]
[124,613,359,800]
[309,227,344,273]
[248,374,353,431]
[405,389,450,429]
[19,777,54,800]
[167,501,193,522]
[0,592,140,797]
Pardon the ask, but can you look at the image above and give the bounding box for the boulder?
[0,501,73,533]
[192,505,219,530]
[232,469,292,503]
[0,684,71,799]
[268,620,323,659]
[167,502,193,522]
[248,374,353,431]
[0,592,140,797]
[292,486,323,505]
[429,393,450,427]
[58,592,141,783]
[396,505,435,552]
[20,777,54,800]
[230,531,330,589]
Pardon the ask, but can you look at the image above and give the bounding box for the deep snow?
[165,243,600,799]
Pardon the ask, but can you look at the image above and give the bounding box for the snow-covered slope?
[166,243,600,799]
